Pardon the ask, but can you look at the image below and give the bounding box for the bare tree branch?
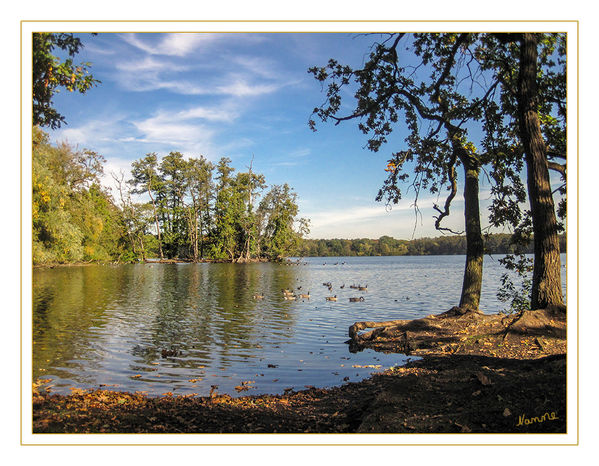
[433,152,464,235]
[547,161,566,177]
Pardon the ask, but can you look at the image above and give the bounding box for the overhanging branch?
[547,161,566,177]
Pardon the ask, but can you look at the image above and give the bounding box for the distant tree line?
[32,128,309,265]
[298,234,566,258]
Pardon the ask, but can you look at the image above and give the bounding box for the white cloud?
[269,147,312,167]
[83,42,117,56]
[289,148,311,158]
[52,95,248,164]
[133,116,215,147]
[55,116,129,148]
[112,62,284,97]
[215,78,281,97]
[129,102,244,156]
[130,74,282,97]
[110,34,297,98]
[101,157,135,198]
[228,55,280,79]
[175,105,239,122]
[306,205,398,230]
[120,33,216,57]
[115,56,189,73]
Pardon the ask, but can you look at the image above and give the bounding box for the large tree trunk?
[518,33,564,309]
[459,154,484,310]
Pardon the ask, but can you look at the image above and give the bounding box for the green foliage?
[308,33,490,217]
[258,184,308,261]
[479,33,567,234]
[309,32,567,310]
[126,155,308,262]
[32,128,128,264]
[298,233,566,258]
[497,254,534,313]
[33,130,308,265]
[33,33,100,129]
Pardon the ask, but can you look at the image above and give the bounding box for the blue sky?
[47,32,507,239]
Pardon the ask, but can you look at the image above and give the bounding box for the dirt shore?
[32,307,567,434]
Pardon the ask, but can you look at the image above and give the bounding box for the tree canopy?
[33,127,127,263]
[32,129,310,265]
[32,33,99,129]
[309,32,567,311]
[298,234,566,258]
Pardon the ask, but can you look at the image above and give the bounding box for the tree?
[184,156,213,261]
[309,33,493,310]
[515,33,564,309]
[124,153,307,263]
[310,32,567,311]
[258,184,309,260]
[33,33,100,129]
[211,157,239,261]
[112,170,152,261]
[33,127,127,264]
[479,33,566,310]
[159,151,188,258]
[129,153,164,259]
[234,158,267,262]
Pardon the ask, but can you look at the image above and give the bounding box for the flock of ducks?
[253,282,368,303]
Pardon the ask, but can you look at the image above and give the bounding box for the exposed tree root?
[348,306,566,359]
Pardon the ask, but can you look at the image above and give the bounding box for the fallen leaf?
[476,372,492,386]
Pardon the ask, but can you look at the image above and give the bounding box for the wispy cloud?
[128,101,245,156]
[289,148,311,158]
[228,55,281,79]
[131,113,216,152]
[83,42,118,56]
[306,205,397,229]
[53,100,241,160]
[120,33,216,57]
[269,147,312,167]
[112,60,284,97]
[115,56,190,73]
[111,35,295,98]
[174,105,239,122]
[214,77,281,97]
[116,72,285,97]
[55,116,130,148]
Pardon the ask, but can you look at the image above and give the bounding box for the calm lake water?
[33,254,566,397]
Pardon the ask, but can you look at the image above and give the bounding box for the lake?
[32,254,566,397]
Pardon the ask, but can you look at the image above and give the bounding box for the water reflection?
[32,255,566,396]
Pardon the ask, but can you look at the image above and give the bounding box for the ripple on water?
[32,255,566,396]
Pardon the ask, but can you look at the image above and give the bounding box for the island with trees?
[33,128,310,266]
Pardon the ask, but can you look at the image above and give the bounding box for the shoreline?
[32,257,277,268]
[32,353,566,434]
[32,307,567,434]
